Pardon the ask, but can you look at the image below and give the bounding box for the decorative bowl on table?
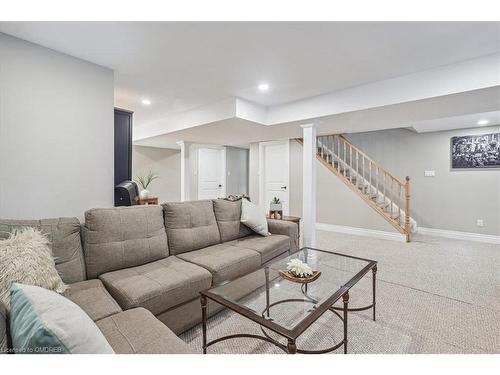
[279,258,321,284]
[279,270,321,284]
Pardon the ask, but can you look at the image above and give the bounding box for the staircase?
[298,134,416,242]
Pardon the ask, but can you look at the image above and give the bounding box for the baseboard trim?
[316,223,406,242]
[417,227,500,245]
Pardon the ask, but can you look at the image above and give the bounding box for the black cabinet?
[114,108,133,206]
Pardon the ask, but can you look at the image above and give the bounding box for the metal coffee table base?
[201,292,350,355]
[201,265,376,354]
[200,250,377,355]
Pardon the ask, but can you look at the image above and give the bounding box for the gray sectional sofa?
[0,199,298,354]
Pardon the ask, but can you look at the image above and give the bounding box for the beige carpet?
[180,231,500,354]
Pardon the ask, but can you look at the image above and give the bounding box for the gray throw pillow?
[240,198,270,236]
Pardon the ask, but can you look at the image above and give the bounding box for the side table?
[138,197,159,205]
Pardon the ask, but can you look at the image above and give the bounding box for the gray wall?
[248,140,394,232]
[346,126,500,235]
[225,146,249,196]
[132,146,181,203]
[289,140,397,232]
[0,33,114,219]
[133,144,247,203]
[256,128,500,236]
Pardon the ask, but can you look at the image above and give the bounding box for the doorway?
[259,140,290,215]
[197,147,226,199]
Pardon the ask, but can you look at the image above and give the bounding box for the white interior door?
[198,148,225,199]
[260,141,290,215]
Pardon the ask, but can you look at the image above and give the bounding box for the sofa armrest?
[267,219,299,253]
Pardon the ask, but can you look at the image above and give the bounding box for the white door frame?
[197,146,226,199]
[258,140,290,215]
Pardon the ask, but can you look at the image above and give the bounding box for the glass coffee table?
[200,247,377,354]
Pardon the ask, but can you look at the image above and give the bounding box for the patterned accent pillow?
[0,227,67,311]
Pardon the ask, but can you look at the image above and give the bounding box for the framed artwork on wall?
[451,132,500,169]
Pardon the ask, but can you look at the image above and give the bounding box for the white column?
[176,141,190,201]
[301,123,317,248]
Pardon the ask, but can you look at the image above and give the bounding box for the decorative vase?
[140,189,150,199]
[270,203,282,211]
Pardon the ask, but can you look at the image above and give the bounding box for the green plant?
[135,171,159,190]
[272,197,281,204]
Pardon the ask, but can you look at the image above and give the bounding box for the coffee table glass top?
[204,248,376,333]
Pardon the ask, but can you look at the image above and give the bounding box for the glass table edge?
[200,247,378,340]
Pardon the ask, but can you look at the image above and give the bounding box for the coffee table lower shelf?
[200,248,377,354]
[200,265,377,354]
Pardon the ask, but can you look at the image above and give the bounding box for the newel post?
[404,176,411,242]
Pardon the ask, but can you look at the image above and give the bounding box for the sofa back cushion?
[0,218,86,284]
[82,206,168,279]
[162,200,221,255]
[212,199,252,242]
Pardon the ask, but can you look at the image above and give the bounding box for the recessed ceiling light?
[477,119,489,125]
[141,99,151,106]
[258,83,270,92]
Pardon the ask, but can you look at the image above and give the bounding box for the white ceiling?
[134,87,500,149]
[1,21,499,127]
[410,111,500,133]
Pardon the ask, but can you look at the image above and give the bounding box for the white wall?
[0,33,114,219]
[132,146,181,203]
[249,143,260,203]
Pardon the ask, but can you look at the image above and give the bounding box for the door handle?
[281,186,287,190]
[218,184,222,188]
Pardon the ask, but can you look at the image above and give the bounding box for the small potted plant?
[135,171,159,199]
[270,196,282,211]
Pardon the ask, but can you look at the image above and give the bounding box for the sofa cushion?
[0,218,86,284]
[177,243,261,284]
[82,206,169,279]
[63,279,122,322]
[162,200,221,255]
[96,307,194,354]
[99,257,212,315]
[229,234,290,264]
[212,199,252,242]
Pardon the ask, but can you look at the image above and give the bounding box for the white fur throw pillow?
[240,198,270,236]
[0,227,67,311]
